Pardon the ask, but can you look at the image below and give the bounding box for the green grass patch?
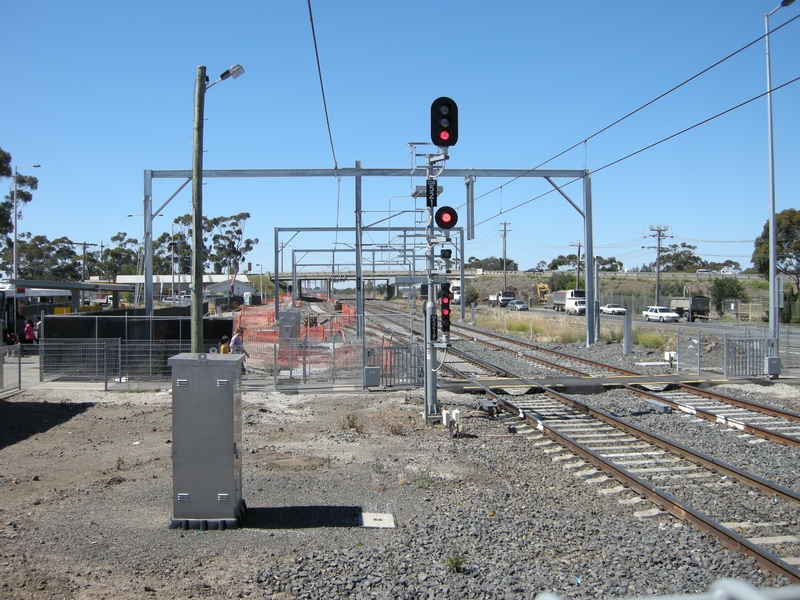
[633,329,670,349]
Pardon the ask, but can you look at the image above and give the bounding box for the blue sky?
[3,1,799,276]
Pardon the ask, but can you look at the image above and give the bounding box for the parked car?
[599,303,627,315]
[642,306,680,322]
[508,300,529,311]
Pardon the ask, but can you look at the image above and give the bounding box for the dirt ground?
[0,386,479,599]
[2,378,799,599]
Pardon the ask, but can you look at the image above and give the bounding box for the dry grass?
[475,311,634,345]
[341,412,364,433]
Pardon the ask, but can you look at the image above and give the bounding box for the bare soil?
[0,387,472,599]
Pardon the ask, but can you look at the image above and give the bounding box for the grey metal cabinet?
[168,352,246,529]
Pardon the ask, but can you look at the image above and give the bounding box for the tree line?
[1,147,258,282]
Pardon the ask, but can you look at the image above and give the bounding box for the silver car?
[508,300,529,311]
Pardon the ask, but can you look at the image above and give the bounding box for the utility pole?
[191,65,206,353]
[570,240,582,289]
[75,242,98,305]
[643,226,671,305]
[501,222,510,291]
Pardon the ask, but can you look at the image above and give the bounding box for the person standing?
[220,335,230,354]
[22,319,35,354]
[230,327,249,358]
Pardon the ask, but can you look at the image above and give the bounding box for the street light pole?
[765,0,794,349]
[190,63,244,353]
[191,66,206,353]
[12,164,40,338]
[256,263,263,300]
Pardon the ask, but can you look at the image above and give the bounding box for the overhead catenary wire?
[470,13,800,209]
[306,0,343,258]
[474,75,800,228]
[306,0,338,171]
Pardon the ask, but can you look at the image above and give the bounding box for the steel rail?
[452,321,641,376]
[366,305,800,580]
[625,384,800,447]
[494,390,800,583]
[679,383,800,423]
[372,302,635,378]
[451,330,592,377]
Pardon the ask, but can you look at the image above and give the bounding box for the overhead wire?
[306,0,343,259]
[473,74,800,227]
[307,0,338,170]
[470,13,800,212]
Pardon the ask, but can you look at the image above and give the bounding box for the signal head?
[435,206,458,230]
[430,97,458,147]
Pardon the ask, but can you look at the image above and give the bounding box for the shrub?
[633,330,670,349]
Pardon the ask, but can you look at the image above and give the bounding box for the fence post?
[103,341,108,391]
[697,329,701,375]
[332,338,336,383]
[724,334,728,379]
[676,329,680,372]
[302,339,307,384]
[273,343,277,390]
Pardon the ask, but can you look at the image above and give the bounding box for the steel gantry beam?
[142,166,595,344]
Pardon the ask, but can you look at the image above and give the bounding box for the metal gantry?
[142,165,593,333]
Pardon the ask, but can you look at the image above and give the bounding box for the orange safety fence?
[235,298,359,346]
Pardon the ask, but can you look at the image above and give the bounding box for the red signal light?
[435,206,458,229]
[430,97,458,147]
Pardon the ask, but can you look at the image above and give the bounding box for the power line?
[594,75,800,174]
[307,0,338,170]
[470,13,800,208]
[473,74,800,227]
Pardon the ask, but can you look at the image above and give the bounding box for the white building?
[115,274,255,298]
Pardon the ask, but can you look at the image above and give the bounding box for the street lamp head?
[781,0,795,7]
[220,64,244,81]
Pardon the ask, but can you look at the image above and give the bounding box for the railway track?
[368,301,641,379]
[365,301,800,446]
[321,300,800,580]
[451,321,641,378]
[625,383,800,447]
[455,370,800,583]
[494,389,800,582]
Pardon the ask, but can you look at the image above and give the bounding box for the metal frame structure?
[141,165,594,343]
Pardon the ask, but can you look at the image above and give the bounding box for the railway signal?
[440,282,452,333]
[435,206,458,230]
[440,248,452,273]
[430,97,458,147]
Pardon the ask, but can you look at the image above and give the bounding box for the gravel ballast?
[1,356,798,598]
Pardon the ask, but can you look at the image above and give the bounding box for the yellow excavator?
[534,283,549,304]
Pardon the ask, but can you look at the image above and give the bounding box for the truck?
[91,296,113,307]
[452,284,461,305]
[669,295,710,322]
[552,289,585,312]
[489,290,515,307]
[567,299,586,316]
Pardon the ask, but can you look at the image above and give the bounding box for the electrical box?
[364,367,381,387]
[764,356,781,377]
[168,352,246,530]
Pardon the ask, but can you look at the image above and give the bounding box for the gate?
[725,337,777,378]
[367,345,423,387]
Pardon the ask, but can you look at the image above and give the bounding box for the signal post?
[423,97,459,425]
